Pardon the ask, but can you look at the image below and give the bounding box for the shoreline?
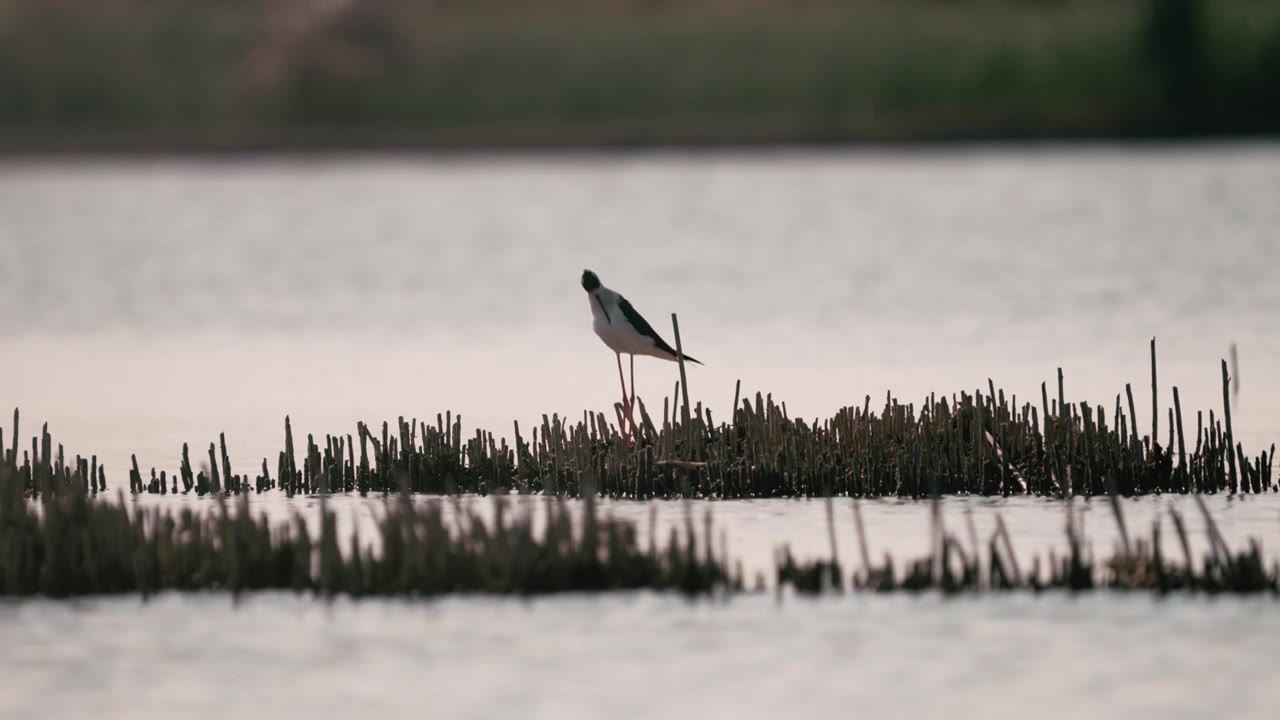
[0,131,1277,160]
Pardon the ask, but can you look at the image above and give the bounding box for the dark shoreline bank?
[1,130,1276,160]
[4,1,1277,159]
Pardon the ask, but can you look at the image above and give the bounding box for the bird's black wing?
[617,296,701,364]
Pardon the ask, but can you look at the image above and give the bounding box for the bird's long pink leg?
[616,353,634,443]
[628,354,639,444]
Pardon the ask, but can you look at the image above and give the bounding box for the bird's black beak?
[581,269,601,293]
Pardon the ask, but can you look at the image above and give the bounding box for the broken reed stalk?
[1174,386,1187,483]
[825,495,839,566]
[1151,337,1158,449]
[1105,471,1132,559]
[994,513,1022,585]
[1222,359,1238,494]
[852,499,871,578]
[671,312,693,458]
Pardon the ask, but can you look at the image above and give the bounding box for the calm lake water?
[1,144,1277,478]
[3,592,1278,720]
[2,144,1279,717]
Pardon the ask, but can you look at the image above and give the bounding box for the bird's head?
[581,269,601,293]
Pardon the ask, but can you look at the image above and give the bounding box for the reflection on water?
[1,591,1277,720]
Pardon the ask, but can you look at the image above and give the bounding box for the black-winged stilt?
[581,269,701,441]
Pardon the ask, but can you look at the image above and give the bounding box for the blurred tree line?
[0,0,1276,148]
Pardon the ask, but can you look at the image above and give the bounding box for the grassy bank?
[1,0,1277,151]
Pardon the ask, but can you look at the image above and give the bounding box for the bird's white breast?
[589,290,658,356]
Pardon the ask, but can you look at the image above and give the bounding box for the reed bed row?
[33,345,1265,499]
[3,435,1275,599]
[778,495,1278,596]
[0,461,739,598]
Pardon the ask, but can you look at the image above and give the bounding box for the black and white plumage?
[581,269,701,365]
[581,269,700,442]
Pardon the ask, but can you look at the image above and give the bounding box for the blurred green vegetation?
[0,0,1277,149]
